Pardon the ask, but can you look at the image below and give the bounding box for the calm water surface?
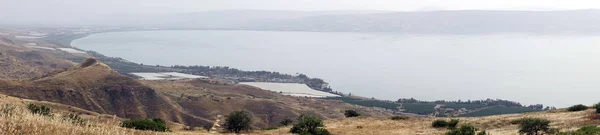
[73,30,600,107]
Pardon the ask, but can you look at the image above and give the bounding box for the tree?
[518,118,551,135]
[448,119,460,129]
[224,111,252,133]
[432,120,449,128]
[567,104,588,112]
[344,110,360,117]
[446,124,488,135]
[120,118,169,132]
[290,115,330,135]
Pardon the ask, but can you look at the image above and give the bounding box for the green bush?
[290,115,330,135]
[120,118,169,132]
[344,110,360,117]
[27,104,52,116]
[595,103,600,113]
[518,118,551,135]
[280,118,293,126]
[557,125,600,135]
[62,113,85,126]
[263,127,278,130]
[446,124,477,135]
[432,120,449,128]
[390,116,409,120]
[567,104,588,112]
[224,111,252,133]
[448,119,460,129]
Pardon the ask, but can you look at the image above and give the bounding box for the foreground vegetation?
[0,104,166,135]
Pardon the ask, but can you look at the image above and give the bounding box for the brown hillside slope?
[144,79,395,128]
[0,93,208,135]
[0,58,210,127]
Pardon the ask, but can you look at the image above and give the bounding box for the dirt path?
[209,115,222,133]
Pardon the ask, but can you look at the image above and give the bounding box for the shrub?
[263,127,278,130]
[448,119,460,129]
[290,115,330,135]
[390,116,409,120]
[595,103,600,113]
[432,120,449,128]
[27,104,52,116]
[344,110,360,117]
[446,124,477,135]
[62,113,85,126]
[224,111,252,133]
[567,104,588,112]
[280,118,293,126]
[518,118,551,135]
[120,118,169,132]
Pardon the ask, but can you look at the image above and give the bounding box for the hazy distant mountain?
[239,9,600,34]
[11,9,600,34]
[113,9,600,34]
[87,10,391,29]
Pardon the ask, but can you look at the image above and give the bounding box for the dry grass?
[0,94,211,135]
[260,109,600,135]
[0,104,165,135]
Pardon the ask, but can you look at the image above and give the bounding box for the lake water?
[72,30,600,108]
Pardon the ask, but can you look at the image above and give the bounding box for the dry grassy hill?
[0,57,394,130]
[0,58,211,128]
[144,79,395,129]
[260,109,600,135]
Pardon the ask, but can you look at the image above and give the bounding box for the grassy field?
[325,97,401,110]
[443,103,487,110]
[460,106,541,117]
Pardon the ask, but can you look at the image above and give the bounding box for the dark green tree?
[518,118,551,135]
[224,111,252,133]
[290,115,330,135]
[432,120,449,128]
[446,124,488,135]
[448,119,460,129]
[120,118,169,132]
[567,104,588,112]
[344,110,360,117]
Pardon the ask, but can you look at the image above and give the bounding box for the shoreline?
[52,30,337,93]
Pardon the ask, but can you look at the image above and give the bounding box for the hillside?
[0,38,72,80]
[143,79,395,128]
[260,109,600,135]
[0,54,394,130]
[0,58,212,127]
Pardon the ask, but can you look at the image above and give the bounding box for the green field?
[443,103,487,110]
[324,97,400,110]
[459,106,541,117]
[401,103,437,115]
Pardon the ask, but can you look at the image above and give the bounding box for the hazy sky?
[2,0,600,25]
[3,0,600,16]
